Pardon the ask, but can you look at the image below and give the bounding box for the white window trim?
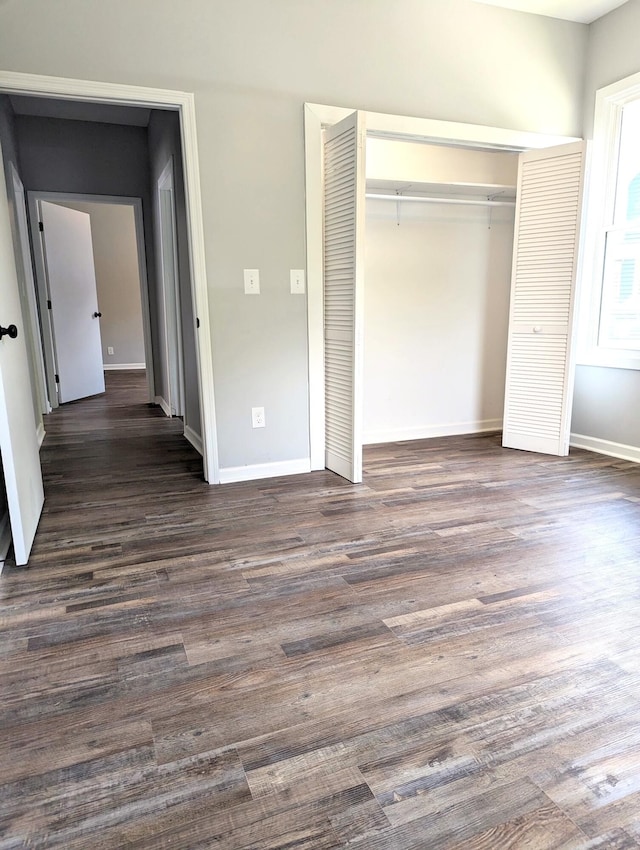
[578,69,640,371]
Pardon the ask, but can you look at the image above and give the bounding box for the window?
[580,71,640,370]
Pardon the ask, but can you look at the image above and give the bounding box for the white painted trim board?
[570,433,640,464]
[219,458,312,485]
[364,419,502,445]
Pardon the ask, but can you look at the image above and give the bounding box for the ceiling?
[9,95,152,127]
[471,0,628,22]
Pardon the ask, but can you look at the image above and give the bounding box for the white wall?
[364,198,515,443]
[56,201,145,368]
[571,0,640,457]
[367,138,520,187]
[0,0,589,472]
[364,139,518,443]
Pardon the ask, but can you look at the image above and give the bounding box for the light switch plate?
[290,269,305,295]
[244,269,260,295]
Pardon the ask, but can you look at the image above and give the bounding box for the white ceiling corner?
[470,0,628,23]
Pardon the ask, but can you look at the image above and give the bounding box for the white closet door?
[502,141,586,456]
[323,111,366,483]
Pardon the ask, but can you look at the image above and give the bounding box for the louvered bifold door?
[323,111,366,482]
[502,141,586,456]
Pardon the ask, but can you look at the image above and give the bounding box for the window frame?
[578,70,640,370]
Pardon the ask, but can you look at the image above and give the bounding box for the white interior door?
[10,165,49,421]
[40,201,105,404]
[0,146,45,566]
[158,160,184,417]
[503,141,586,456]
[323,111,366,483]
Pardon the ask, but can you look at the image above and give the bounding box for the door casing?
[0,70,219,483]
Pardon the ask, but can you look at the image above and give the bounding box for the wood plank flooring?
[2,370,640,848]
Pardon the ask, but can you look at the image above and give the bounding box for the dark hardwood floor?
[2,370,640,848]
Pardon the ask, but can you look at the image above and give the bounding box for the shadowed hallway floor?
[2,371,640,848]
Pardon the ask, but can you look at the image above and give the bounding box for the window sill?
[576,350,640,371]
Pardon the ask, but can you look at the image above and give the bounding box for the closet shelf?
[365,178,516,206]
[366,192,515,207]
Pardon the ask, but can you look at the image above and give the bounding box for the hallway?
[32,370,207,572]
[2,376,640,848]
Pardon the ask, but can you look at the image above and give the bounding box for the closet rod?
[366,193,515,207]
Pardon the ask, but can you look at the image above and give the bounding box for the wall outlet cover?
[251,406,265,428]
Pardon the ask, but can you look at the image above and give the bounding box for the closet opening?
[305,104,583,483]
[361,136,518,449]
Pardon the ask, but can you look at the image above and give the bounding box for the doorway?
[28,193,152,410]
[0,70,219,486]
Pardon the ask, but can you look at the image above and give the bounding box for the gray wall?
[148,110,201,441]
[0,0,589,472]
[13,114,160,383]
[571,0,640,452]
[573,366,640,448]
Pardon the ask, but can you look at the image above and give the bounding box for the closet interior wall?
[362,138,519,445]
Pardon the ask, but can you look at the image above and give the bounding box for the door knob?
[0,324,18,340]
[93,311,102,318]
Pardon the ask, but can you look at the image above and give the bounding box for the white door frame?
[8,164,49,427]
[0,70,219,483]
[28,192,154,409]
[304,102,579,470]
[156,159,185,418]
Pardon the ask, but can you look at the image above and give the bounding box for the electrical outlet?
[107,346,114,355]
[290,269,305,294]
[251,406,265,428]
[244,269,260,295]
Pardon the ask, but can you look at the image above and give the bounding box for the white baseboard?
[363,418,502,445]
[570,433,640,464]
[184,424,203,456]
[36,422,46,448]
[104,363,146,371]
[0,511,11,573]
[219,457,312,484]
[155,396,172,417]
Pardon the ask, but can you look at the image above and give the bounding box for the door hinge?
[54,374,59,384]
[47,300,52,310]
[39,221,44,232]
[196,317,200,328]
